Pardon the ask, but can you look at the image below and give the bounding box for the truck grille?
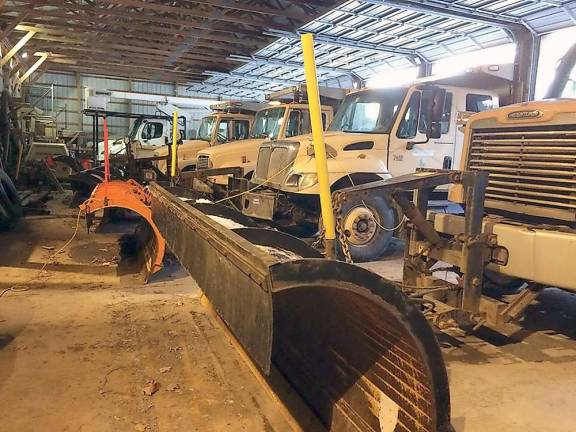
[197,155,210,170]
[253,141,300,187]
[468,125,576,221]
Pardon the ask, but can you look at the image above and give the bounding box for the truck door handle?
[443,156,452,169]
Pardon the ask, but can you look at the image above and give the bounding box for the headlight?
[298,173,318,189]
[284,172,318,190]
[285,173,300,188]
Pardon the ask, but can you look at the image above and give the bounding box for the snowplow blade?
[148,182,452,432]
[80,180,165,281]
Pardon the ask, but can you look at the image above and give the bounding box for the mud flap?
[148,183,452,432]
[80,180,165,281]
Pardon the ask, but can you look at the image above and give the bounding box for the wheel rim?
[343,205,380,246]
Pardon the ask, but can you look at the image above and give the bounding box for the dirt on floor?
[0,205,296,432]
[1,195,575,432]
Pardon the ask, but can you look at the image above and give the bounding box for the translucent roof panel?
[189,0,576,100]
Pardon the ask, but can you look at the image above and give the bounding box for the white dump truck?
[154,101,261,173]
[242,78,501,261]
[195,86,345,183]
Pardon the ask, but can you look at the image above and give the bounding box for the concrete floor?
[1,197,575,432]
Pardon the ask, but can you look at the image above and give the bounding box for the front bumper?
[432,212,576,291]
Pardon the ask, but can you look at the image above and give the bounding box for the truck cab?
[244,81,500,261]
[195,101,335,182]
[154,102,258,173]
[97,116,183,161]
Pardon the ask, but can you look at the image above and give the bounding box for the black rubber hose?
[0,169,21,220]
[0,181,14,231]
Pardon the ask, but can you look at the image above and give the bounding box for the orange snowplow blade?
[80,180,165,281]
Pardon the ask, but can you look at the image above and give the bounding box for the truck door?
[388,88,455,177]
[140,121,166,149]
[231,119,250,141]
[213,118,251,145]
[283,108,329,138]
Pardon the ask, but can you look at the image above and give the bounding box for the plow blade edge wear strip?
[148,182,453,432]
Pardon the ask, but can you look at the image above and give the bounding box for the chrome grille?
[468,125,576,221]
[253,141,300,186]
[254,144,272,182]
[197,154,210,170]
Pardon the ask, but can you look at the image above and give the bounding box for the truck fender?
[330,172,385,192]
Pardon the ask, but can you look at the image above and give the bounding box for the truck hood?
[97,139,126,160]
[200,138,262,157]
[292,131,385,154]
[154,139,209,157]
[198,138,263,166]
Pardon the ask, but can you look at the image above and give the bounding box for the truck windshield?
[198,116,217,142]
[329,88,407,133]
[250,107,286,139]
[128,118,143,140]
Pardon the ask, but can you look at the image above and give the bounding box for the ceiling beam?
[12,25,250,57]
[4,3,268,39]
[187,82,267,96]
[311,16,480,53]
[11,23,253,55]
[19,52,48,84]
[47,64,203,83]
[0,11,30,40]
[182,0,309,21]
[264,30,422,61]
[30,44,227,70]
[45,55,206,77]
[361,0,522,29]
[18,34,239,64]
[0,29,35,67]
[205,71,301,86]
[5,17,262,49]
[23,41,237,68]
[97,0,294,32]
[228,54,349,75]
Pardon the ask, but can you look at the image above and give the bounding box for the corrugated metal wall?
[32,72,213,142]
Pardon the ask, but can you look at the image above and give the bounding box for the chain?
[311,224,325,249]
[333,191,353,264]
[310,191,353,263]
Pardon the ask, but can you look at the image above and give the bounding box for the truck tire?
[338,195,395,262]
[0,169,22,219]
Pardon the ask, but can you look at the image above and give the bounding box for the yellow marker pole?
[301,33,336,259]
[171,111,178,180]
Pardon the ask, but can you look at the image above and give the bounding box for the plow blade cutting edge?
[148,183,453,432]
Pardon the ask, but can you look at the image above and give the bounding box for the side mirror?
[422,86,446,124]
[406,86,445,150]
[427,122,442,139]
[422,86,445,140]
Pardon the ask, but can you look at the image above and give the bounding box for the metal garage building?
[1,0,575,136]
